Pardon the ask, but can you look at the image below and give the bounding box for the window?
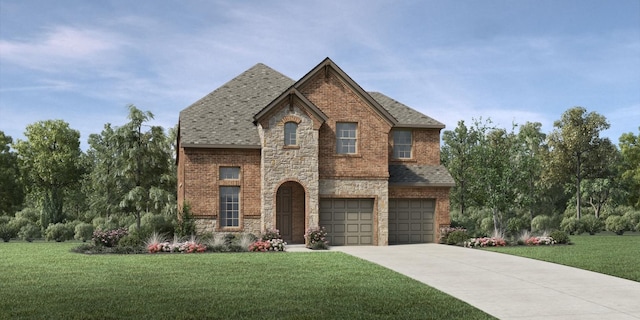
[219,167,240,180]
[336,122,357,154]
[393,130,412,159]
[284,122,297,146]
[220,186,239,227]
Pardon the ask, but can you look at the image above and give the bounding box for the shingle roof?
[179,63,295,147]
[369,92,445,129]
[389,164,455,186]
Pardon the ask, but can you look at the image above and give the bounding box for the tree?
[86,124,121,218]
[546,107,611,219]
[619,128,640,208]
[14,121,83,227]
[513,122,546,221]
[0,131,24,215]
[442,120,479,216]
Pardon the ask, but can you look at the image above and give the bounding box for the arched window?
[284,122,297,146]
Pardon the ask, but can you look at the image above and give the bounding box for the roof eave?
[394,123,446,129]
[181,143,262,149]
[389,182,456,187]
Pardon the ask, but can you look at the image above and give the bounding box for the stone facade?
[258,102,320,239]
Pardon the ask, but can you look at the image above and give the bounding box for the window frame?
[393,129,413,159]
[219,186,240,227]
[219,167,240,180]
[284,122,298,146]
[336,122,358,154]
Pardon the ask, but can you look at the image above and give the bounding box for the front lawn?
[0,242,495,320]
[485,233,640,282]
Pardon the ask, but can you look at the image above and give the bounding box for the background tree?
[513,122,546,221]
[14,120,83,227]
[0,131,24,215]
[545,107,611,219]
[619,128,640,209]
[86,124,121,219]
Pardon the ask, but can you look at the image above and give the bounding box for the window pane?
[393,130,412,159]
[284,122,297,146]
[336,122,357,154]
[220,186,240,227]
[220,167,240,180]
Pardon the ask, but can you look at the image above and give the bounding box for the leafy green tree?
[619,128,640,208]
[546,107,611,219]
[0,131,24,215]
[14,120,84,227]
[86,105,176,232]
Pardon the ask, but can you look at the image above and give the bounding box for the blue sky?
[1,0,639,149]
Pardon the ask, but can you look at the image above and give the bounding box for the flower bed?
[525,236,556,246]
[147,240,207,253]
[248,228,287,252]
[304,227,329,249]
[465,237,507,248]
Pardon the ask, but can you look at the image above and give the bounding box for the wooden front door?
[276,187,292,242]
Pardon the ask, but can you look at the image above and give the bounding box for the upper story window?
[336,122,357,154]
[219,167,240,180]
[393,130,412,159]
[284,122,297,146]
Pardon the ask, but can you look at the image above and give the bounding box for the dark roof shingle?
[179,63,295,147]
[389,164,455,186]
[369,92,445,128]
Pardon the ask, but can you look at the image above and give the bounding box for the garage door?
[389,199,435,244]
[320,198,374,246]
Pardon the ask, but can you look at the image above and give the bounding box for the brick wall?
[179,147,261,232]
[298,71,392,180]
[389,186,451,241]
[388,128,442,165]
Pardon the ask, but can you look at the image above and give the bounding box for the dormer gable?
[253,87,328,130]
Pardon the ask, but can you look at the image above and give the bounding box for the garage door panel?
[320,198,374,246]
[389,199,436,245]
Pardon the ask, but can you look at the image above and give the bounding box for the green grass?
[0,242,495,320]
[485,233,640,282]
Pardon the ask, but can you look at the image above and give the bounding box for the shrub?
[8,217,32,233]
[0,223,16,242]
[636,221,640,232]
[176,203,196,237]
[261,228,282,241]
[304,227,329,250]
[15,207,39,222]
[446,230,469,245]
[118,233,144,248]
[18,223,41,242]
[605,215,631,235]
[623,210,640,230]
[505,217,529,238]
[45,223,74,242]
[479,217,494,236]
[560,217,582,235]
[248,239,271,252]
[581,215,603,235]
[549,230,570,244]
[0,215,11,225]
[92,228,128,247]
[525,236,556,245]
[465,236,507,248]
[531,215,553,233]
[74,223,94,242]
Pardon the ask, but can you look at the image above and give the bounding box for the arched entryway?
[276,181,306,244]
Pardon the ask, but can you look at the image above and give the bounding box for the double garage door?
[319,198,435,245]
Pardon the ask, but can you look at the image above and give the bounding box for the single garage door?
[389,199,435,244]
[320,198,374,246]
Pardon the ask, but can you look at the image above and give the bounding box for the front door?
[276,187,292,242]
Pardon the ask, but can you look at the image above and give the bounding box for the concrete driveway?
[331,244,640,320]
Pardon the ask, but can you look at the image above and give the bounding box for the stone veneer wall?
[258,104,320,234]
[193,217,261,237]
[319,179,389,245]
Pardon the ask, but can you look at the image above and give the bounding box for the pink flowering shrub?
[248,239,271,252]
[465,237,507,248]
[92,228,128,247]
[146,233,207,253]
[525,236,556,246]
[304,227,329,249]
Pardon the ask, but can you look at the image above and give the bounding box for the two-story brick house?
[177,58,454,245]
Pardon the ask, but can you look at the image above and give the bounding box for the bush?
[45,223,74,242]
[117,234,144,248]
[479,217,494,236]
[549,230,570,244]
[8,217,31,233]
[261,228,282,241]
[505,217,529,238]
[531,215,553,233]
[0,215,11,225]
[92,228,128,247]
[622,210,640,230]
[560,217,582,235]
[605,215,631,235]
[581,215,603,235]
[140,212,175,236]
[446,230,470,245]
[74,223,94,242]
[0,223,16,242]
[18,223,41,242]
[15,208,40,222]
[304,227,328,250]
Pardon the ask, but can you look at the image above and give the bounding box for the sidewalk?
[328,244,640,320]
